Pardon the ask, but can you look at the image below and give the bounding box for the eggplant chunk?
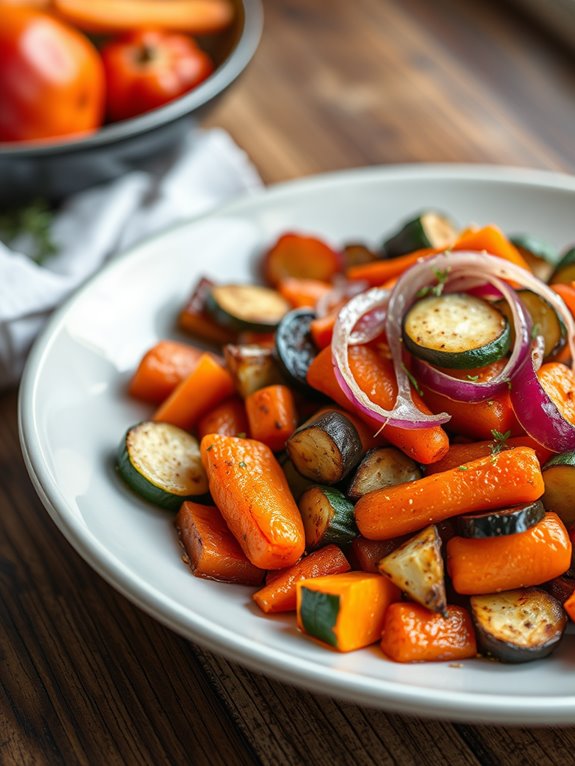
[275,308,318,391]
[378,525,447,614]
[223,344,282,398]
[299,486,358,550]
[347,447,422,500]
[455,501,545,539]
[287,410,363,484]
[470,588,567,663]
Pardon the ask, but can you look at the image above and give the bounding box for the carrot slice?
[452,225,531,271]
[425,435,553,475]
[447,512,572,595]
[200,434,305,569]
[153,354,234,430]
[128,339,214,404]
[263,233,342,286]
[245,384,298,452]
[278,277,332,308]
[252,545,351,613]
[310,310,339,349]
[306,345,449,464]
[197,396,249,440]
[176,501,264,585]
[346,248,435,286]
[53,0,234,34]
[380,603,477,663]
[296,572,400,652]
[564,591,575,622]
[355,447,544,540]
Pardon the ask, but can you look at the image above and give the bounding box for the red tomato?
[0,8,105,142]
[100,30,214,122]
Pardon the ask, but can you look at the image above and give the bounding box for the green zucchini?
[509,235,559,282]
[496,289,566,361]
[455,501,545,539]
[378,525,446,614]
[298,486,358,550]
[549,247,575,285]
[286,410,363,484]
[402,292,510,369]
[223,343,282,398]
[470,589,566,663]
[383,212,457,258]
[347,447,422,500]
[207,284,290,332]
[542,450,575,525]
[117,422,208,510]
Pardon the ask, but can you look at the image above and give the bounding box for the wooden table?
[2,0,575,763]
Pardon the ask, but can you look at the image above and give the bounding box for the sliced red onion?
[510,353,575,452]
[412,278,532,403]
[349,303,388,345]
[331,287,451,429]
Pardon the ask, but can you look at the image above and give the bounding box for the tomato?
[100,30,214,122]
[0,8,105,143]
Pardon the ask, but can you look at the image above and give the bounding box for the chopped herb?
[415,267,451,299]
[0,199,57,264]
[466,374,479,382]
[235,432,247,439]
[490,429,511,456]
[206,444,213,452]
[458,465,469,471]
[238,461,247,468]
[402,363,423,396]
[531,323,541,340]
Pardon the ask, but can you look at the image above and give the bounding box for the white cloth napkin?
[0,128,262,389]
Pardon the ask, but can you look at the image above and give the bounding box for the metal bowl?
[0,0,263,204]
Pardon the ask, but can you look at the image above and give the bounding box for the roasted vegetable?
[286,410,363,484]
[382,212,457,258]
[455,501,546,539]
[262,232,342,286]
[117,422,208,510]
[274,308,318,391]
[378,525,447,614]
[542,450,575,525]
[549,247,575,285]
[207,284,290,332]
[470,588,566,663]
[347,447,421,500]
[178,277,237,345]
[509,234,558,282]
[298,486,357,550]
[496,289,566,360]
[245,384,298,452]
[223,343,282,399]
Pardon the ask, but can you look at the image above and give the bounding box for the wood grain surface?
[2,0,575,764]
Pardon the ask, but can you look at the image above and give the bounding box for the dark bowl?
[0,0,263,205]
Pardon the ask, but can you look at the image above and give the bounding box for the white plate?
[19,165,575,725]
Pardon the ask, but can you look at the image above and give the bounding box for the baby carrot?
[128,339,207,404]
[176,501,265,586]
[200,434,305,569]
[447,512,572,595]
[380,603,477,663]
[425,436,553,475]
[197,396,249,440]
[252,545,351,613]
[306,345,449,464]
[245,384,298,452]
[153,353,234,430]
[355,447,544,540]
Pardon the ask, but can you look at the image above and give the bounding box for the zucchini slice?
[496,290,566,361]
[299,486,358,550]
[542,450,575,525]
[383,212,457,258]
[378,525,447,615]
[223,343,282,398]
[117,422,208,510]
[549,247,575,285]
[470,588,566,663]
[207,284,290,332]
[275,308,318,391]
[509,235,559,282]
[286,410,363,484]
[402,293,510,369]
[455,501,545,539]
[347,447,422,501]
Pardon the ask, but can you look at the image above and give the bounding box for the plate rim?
[18,162,575,725]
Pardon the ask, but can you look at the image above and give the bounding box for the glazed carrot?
[346,248,435,286]
[380,603,477,663]
[306,345,449,464]
[278,277,332,308]
[53,0,234,34]
[355,447,544,540]
[296,572,400,652]
[128,340,213,404]
[564,591,575,622]
[447,512,572,595]
[245,384,298,452]
[425,436,553,475]
[349,536,404,573]
[252,545,351,614]
[551,282,575,319]
[263,233,342,286]
[197,396,249,440]
[452,225,531,270]
[200,434,305,569]
[310,311,338,349]
[153,354,234,430]
[176,501,264,586]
